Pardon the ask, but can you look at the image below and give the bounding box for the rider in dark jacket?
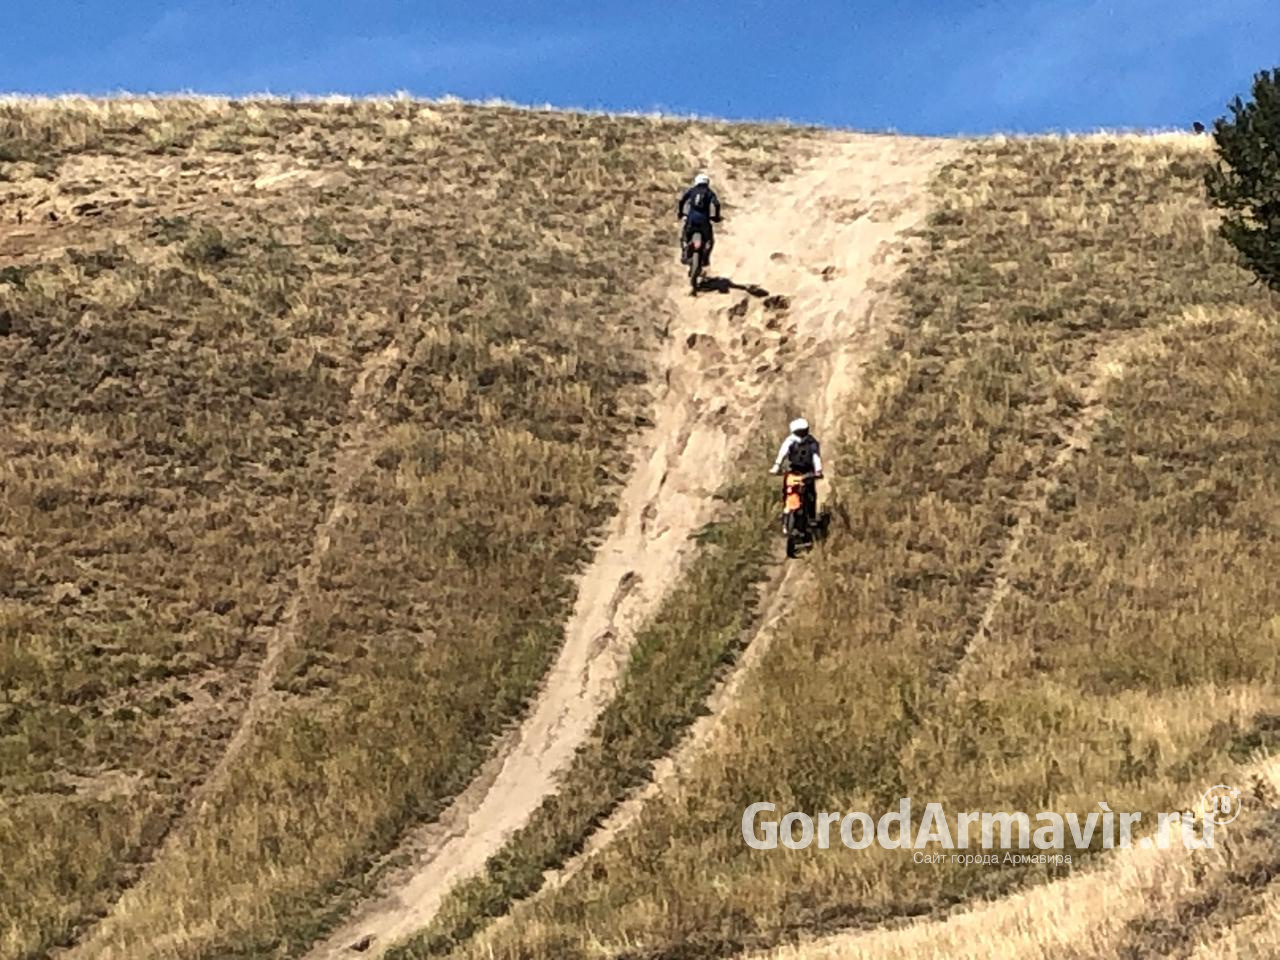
[677,173,722,266]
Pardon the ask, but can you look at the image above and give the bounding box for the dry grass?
[0,97,803,960]
[1184,857,1280,960]
[742,759,1280,959]
[453,136,1280,958]
[384,464,778,960]
[9,105,1277,960]
[1074,808,1280,959]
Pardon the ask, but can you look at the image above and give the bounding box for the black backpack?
[688,185,714,216]
[788,435,819,473]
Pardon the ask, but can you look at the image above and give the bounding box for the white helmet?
[693,173,710,186]
[790,418,809,434]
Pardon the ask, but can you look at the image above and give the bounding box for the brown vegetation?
[7,102,1279,960]
[0,96,792,960]
[387,470,777,959]
[454,136,1280,959]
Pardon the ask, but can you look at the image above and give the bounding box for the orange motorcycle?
[781,470,817,558]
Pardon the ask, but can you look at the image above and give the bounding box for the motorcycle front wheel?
[784,511,799,558]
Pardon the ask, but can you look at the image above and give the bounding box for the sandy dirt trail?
[517,133,962,909]
[308,132,957,959]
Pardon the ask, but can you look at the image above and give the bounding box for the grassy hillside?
[7,103,1279,960]
[458,136,1280,959]
[0,98,802,960]
[387,468,778,960]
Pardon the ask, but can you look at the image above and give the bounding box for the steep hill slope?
[308,131,957,960]
[0,97,794,960]
[444,136,1280,960]
[7,103,1278,960]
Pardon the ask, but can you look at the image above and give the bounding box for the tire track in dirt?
[63,317,417,960]
[749,312,1266,960]
[205,335,408,797]
[522,137,962,910]
[312,315,1142,960]
[941,327,1166,692]
[308,134,960,959]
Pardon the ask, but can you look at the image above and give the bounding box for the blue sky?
[1,1,1275,135]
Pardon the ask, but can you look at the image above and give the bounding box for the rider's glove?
[769,465,780,475]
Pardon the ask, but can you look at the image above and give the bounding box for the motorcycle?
[780,470,819,558]
[683,228,706,296]
[680,216,720,296]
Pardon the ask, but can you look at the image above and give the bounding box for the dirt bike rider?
[769,418,823,526]
[677,173,722,267]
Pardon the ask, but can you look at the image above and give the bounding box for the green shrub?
[1206,68,1280,290]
